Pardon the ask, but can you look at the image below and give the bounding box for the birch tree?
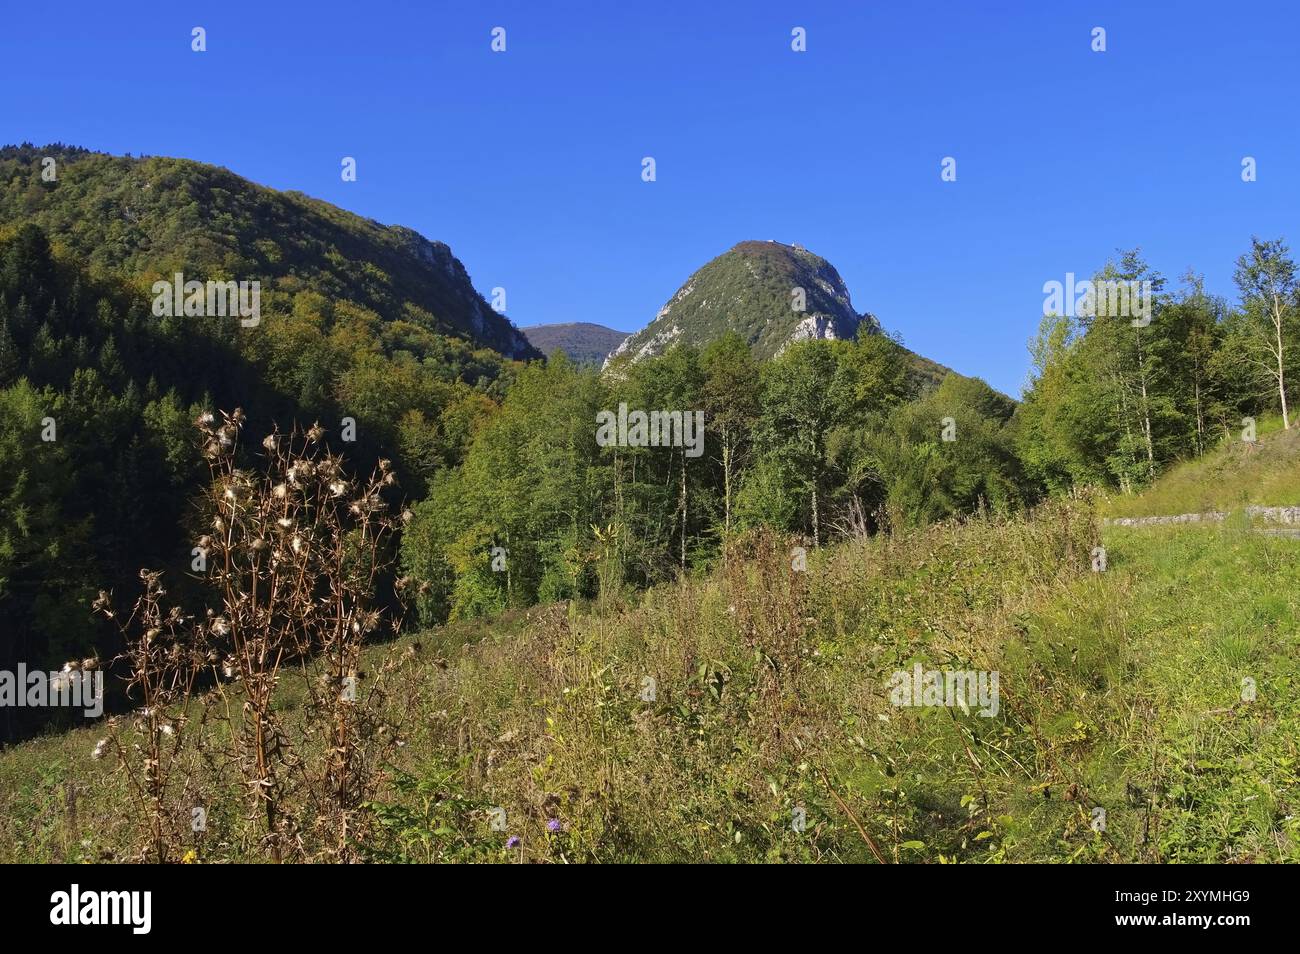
[1234,237,1298,429]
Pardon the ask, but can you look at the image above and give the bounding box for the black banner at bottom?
[7,863,1274,940]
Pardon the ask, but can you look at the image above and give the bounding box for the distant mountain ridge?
[522,322,629,366]
[0,144,539,360]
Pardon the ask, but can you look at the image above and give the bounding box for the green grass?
[1,505,1098,862]
[1000,523,1300,861]
[4,428,1300,862]
[1101,416,1300,518]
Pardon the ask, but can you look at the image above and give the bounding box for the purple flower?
[506,835,520,849]
[546,818,562,833]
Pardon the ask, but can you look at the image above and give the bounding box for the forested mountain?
[607,241,874,364]
[0,144,539,360]
[522,322,628,366]
[606,239,952,390]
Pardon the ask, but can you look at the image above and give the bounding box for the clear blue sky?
[3,0,1298,395]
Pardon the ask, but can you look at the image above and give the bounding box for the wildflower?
[307,422,325,443]
[546,818,562,833]
[506,836,520,849]
[161,724,175,737]
[329,480,347,497]
[211,617,230,636]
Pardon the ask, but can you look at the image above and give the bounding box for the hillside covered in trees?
[0,145,538,359]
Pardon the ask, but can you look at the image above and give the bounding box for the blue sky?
[3,0,1298,395]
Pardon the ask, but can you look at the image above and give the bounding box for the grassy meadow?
[4,437,1297,862]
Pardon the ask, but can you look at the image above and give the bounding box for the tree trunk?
[1139,376,1155,479]
[1275,291,1290,429]
[1135,327,1155,480]
[722,429,732,535]
[679,449,687,571]
[811,481,820,547]
[1194,379,1205,456]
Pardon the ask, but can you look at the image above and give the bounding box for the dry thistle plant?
[196,409,410,862]
[92,574,208,863]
